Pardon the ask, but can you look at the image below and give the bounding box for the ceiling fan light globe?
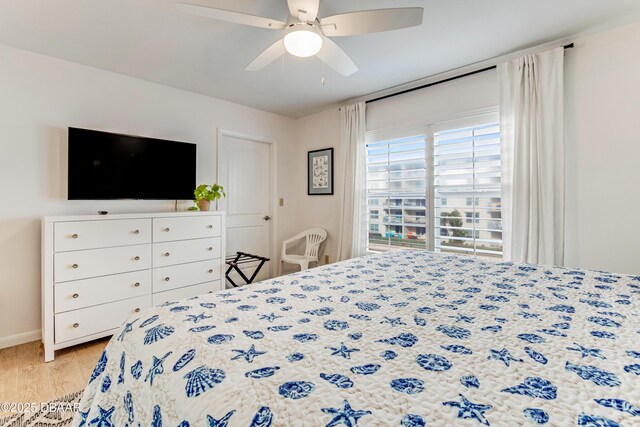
[283,27,323,58]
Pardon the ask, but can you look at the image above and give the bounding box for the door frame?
[216,128,278,278]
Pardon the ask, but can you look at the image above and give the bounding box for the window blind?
[366,134,428,252]
[365,112,502,259]
[433,123,502,257]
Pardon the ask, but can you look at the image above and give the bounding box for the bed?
[74,251,640,426]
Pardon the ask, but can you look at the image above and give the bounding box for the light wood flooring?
[0,337,109,417]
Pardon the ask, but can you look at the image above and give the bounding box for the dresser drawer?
[54,245,151,283]
[54,219,151,252]
[153,215,221,242]
[152,281,220,306]
[55,270,151,313]
[153,260,222,293]
[54,295,151,344]
[153,237,221,267]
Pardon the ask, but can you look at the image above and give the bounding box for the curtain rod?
[365,43,574,105]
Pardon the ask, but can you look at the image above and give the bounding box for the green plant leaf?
[193,183,226,202]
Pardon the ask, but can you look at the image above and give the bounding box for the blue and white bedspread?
[74,251,640,427]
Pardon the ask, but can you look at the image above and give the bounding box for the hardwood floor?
[0,337,109,417]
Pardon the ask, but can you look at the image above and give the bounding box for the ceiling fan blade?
[320,8,423,37]
[317,36,358,76]
[176,3,286,30]
[287,0,320,22]
[245,39,287,71]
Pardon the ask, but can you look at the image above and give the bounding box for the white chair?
[280,228,327,273]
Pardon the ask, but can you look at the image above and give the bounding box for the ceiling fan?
[176,0,424,76]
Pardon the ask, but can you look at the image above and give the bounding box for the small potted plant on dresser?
[193,183,226,211]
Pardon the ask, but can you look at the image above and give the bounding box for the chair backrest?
[304,228,327,259]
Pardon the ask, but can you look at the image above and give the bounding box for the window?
[434,123,502,257]
[366,134,427,252]
[366,114,502,258]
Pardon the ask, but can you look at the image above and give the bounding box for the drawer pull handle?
[73,323,79,328]
[208,225,213,229]
[164,252,170,257]
[134,256,140,261]
[134,282,141,287]
[208,269,213,273]
[164,227,170,232]
[134,229,140,234]
[72,264,79,269]
[72,234,79,239]
[164,277,170,282]
[72,293,79,299]
[135,308,141,313]
[208,247,213,251]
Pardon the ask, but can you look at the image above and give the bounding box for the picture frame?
[307,148,334,195]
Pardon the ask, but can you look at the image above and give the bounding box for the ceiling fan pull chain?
[321,45,325,86]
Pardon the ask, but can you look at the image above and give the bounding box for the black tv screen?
[68,127,196,200]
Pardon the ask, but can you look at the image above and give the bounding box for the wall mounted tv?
[68,127,196,200]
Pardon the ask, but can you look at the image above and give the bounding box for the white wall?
[291,21,640,276]
[0,43,297,347]
[287,108,343,271]
[564,21,640,275]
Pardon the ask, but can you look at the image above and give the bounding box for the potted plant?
[193,183,226,211]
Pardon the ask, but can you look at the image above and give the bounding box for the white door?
[217,132,272,287]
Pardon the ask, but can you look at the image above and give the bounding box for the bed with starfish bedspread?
[73,251,640,426]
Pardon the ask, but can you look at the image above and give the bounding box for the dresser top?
[43,211,225,223]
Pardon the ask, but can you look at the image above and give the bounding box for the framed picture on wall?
[308,148,334,195]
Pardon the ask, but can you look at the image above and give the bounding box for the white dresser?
[42,211,226,361]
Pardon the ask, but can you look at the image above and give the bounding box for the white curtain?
[498,47,564,266]
[337,102,367,261]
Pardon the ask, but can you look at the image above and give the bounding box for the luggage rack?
[225,251,270,287]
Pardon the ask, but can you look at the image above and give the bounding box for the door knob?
[263,215,271,221]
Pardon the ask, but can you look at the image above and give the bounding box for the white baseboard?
[0,329,42,350]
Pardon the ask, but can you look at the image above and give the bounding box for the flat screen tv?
[68,127,196,200]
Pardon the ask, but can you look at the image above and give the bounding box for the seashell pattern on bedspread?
[73,251,640,426]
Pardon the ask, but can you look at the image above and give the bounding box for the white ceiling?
[1,0,639,118]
